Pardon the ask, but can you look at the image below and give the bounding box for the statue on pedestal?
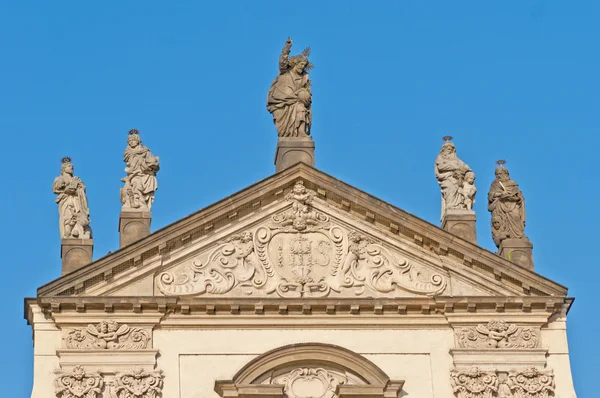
[488,160,528,247]
[52,157,92,239]
[120,129,160,211]
[434,137,475,219]
[267,37,313,138]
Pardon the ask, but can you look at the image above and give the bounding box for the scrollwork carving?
[157,181,447,298]
[457,320,539,349]
[114,367,163,398]
[64,321,150,350]
[270,368,346,398]
[507,367,554,398]
[54,365,103,398]
[451,367,498,398]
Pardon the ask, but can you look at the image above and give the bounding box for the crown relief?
[64,321,151,350]
[157,182,447,298]
[456,320,539,349]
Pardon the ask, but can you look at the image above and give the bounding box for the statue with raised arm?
[120,129,160,211]
[487,160,528,247]
[52,157,92,239]
[434,137,474,219]
[267,37,313,137]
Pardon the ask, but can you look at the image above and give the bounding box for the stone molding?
[215,343,404,398]
[36,165,568,299]
[450,367,555,398]
[64,321,151,350]
[157,182,447,298]
[450,349,548,372]
[57,349,159,374]
[456,320,539,349]
[54,365,103,398]
[114,367,164,398]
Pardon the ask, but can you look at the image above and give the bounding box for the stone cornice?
[36,164,568,298]
[26,296,572,328]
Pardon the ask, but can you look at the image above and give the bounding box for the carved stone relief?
[54,365,103,398]
[456,320,539,349]
[266,368,347,398]
[114,367,164,398]
[64,321,151,350]
[451,367,499,398]
[506,367,554,398]
[158,181,447,298]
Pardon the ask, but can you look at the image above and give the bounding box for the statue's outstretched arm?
[279,37,292,72]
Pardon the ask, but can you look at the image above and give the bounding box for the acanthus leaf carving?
[54,365,103,398]
[157,181,447,298]
[457,320,539,349]
[451,367,498,398]
[64,321,151,350]
[114,367,164,398]
[507,367,554,398]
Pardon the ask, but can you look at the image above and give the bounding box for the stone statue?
[488,161,528,247]
[120,129,160,211]
[52,157,92,239]
[267,37,313,137]
[434,137,474,218]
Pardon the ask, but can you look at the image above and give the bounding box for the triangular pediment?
[37,164,567,299]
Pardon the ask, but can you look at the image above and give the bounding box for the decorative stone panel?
[64,321,151,350]
[54,365,103,398]
[456,320,539,349]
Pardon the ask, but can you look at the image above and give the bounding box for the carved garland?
[451,367,555,398]
[456,320,539,349]
[157,181,447,298]
[64,321,151,350]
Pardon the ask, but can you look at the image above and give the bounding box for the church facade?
[26,39,576,398]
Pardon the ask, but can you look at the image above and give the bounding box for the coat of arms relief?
[157,181,447,298]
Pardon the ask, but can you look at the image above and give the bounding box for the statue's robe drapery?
[487,178,526,242]
[52,174,90,238]
[267,71,311,137]
[122,145,159,209]
[435,155,471,215]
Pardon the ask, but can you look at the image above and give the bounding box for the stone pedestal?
[61,239,94,275]
[119,212,152,248]
[499,238,534,270]
[442,209,477,244]
[274,137,315,172]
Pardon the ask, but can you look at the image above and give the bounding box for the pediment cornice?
[36,164,568,298]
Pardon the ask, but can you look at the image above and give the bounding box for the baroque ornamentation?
[488,160,529,248]
[507,367,554,398]
[451,367,498,398]
[435,137,476,219]
[64,321,151,350]
[52,157,92,239]
[120,129,160,211]
[269,368,346,398]
[157,181,447,298]
[114,367,164,398]
[267,37,313,137]
[55,365,103,398]
[457,320,539,349]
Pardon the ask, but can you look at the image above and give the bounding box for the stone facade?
[27,164,577,398]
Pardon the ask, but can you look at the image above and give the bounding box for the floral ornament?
[115,367,164,398]
[507,367,555,398]
[55,365,103,398]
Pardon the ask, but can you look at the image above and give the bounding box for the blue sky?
[1,1,598,396]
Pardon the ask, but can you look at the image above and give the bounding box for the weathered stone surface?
[267,37,313,138]
[442,209,478,244]
[499,238,534,270]
[120,129,159,212]
[61,239,94,275]
[119,211,152,248]
[53,157,92,240]
[274,137,315,171]
[434,137,476,221]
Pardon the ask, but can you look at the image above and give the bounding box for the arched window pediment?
[214,343,404,398]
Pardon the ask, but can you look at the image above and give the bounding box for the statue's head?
[440,142,456,157]
[61,157,74,175]
[242,231,253,243]
[491,216,502,230]
[494,166,509,182]
[292,180,306,195]
[127,129,142,148]
[289,46,313,74]
[465,171,476,184]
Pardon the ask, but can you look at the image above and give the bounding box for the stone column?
[274,137,315,172]
[119,211,152,248]
[499,238,534,270]
[442,209,478,244]
[61,239,94,275]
